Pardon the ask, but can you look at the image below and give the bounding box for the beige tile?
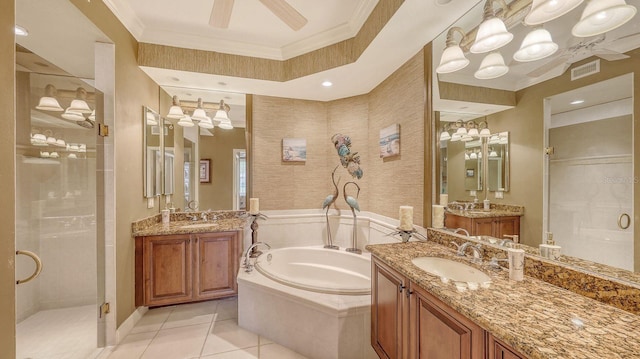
[130,306,174,334]
[200,346,259,359]
[214,298,237,321]
[258,336,273,345]
[141,323,209,359]
[162,301,217,329]
[259,343,308,359]
[106,331,155,359]
[201,319,259,356]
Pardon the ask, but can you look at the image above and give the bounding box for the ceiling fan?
[209,0,308,31]
[525,32,640,78]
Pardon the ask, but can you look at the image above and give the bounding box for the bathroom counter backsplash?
[366,240,640,359]
[445,203,524,218]
[132,211,248,237]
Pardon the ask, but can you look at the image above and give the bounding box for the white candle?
[432,205,445,229]
[440,194,448,207]
[249,198,259,214]
[399,206,413,231]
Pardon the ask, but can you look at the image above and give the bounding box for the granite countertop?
[445,203,524,218]
[366,241,640,359]
[132,211,249,237]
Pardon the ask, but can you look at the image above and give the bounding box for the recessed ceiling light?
[224,96,232,100]
[171,77,180,82]
[322,81,333,87]
[570,99,585,105]
[15,25,28,36]
[218,82,227,86]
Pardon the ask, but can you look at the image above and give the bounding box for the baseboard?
[115,306,148,344]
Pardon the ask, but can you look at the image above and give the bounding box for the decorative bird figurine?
[343,181,362,254]
[322,166,340,250]
[343,181,361,212]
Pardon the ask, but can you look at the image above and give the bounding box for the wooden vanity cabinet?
[135,231,241,307]
[445,214,521,241]
[371,256,525,359]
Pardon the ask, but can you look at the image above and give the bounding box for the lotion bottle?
[507,248,525,281]
[539,232,561,260]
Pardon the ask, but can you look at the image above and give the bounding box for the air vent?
[571,60,600,81]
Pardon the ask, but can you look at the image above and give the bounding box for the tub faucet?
[243,242,271,273]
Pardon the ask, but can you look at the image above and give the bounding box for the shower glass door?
[15,70,101,358]
[545,75,634,271]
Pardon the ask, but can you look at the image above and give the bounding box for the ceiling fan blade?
[593,49,630,61]
[259,0,308,31]
[209,0,234,28]
[603,32,640,53]
[526,54,572,78]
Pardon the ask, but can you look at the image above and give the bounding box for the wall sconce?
[470,0,514,54]
[36,84,64,112]
[436,27,470,74]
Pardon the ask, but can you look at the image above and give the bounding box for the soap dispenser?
[507,247,525,281]
[539,232,561,260]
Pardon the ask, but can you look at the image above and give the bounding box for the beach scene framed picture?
[282,138,307,162]
[379,124,400,158]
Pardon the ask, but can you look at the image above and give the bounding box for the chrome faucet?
[453,228,470,237]
[451,241,483,262]
[243,242,271,273]
[488,257,509,270]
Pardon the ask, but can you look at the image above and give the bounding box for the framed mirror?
[487,132,509,192]
[464,139,482,191]
[143,106,161,198]
[163,117,175,195]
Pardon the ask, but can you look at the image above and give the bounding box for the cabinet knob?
[399,284,405,293]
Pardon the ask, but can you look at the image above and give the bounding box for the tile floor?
[16,304,99,359]
[105,297,308,359]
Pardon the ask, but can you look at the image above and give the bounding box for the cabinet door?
[472,217,495,237]
[444,214,473,234]
[371,258,409,359]
[194,231,239,300]
[410,284,484,359]
[488,334,525,359]
[143,235,193,306]
[496,217,521,242]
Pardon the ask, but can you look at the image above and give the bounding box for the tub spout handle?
[243,242,271,273]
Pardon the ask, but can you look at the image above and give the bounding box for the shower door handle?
[16,250,43,285]
[618,213,631,230]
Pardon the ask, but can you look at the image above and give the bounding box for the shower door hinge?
[100,302,111,318]
[98,124,109,137]
[545,147,554,155]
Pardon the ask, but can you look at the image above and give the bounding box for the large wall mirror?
[143,106,162,198]
[432,0,640,276]
[160,87,248,211]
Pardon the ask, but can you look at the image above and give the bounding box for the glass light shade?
[450,133,462,141]
[146,111,158,126]
[468,128,480,137]
[436,45,470,73]
[50,152,59,159]
[46,136,57,145]
[55,138,66,147]
[67,99,92,114]
[479,128,491,137]
[61,109,86,121]
[166,105,184,119]
[489,135,500,144]
[68,153,78,159]
[440,131,452,141]
[40,151,50,158]
[465,153,471,160]
[470,17,514,53]
[572,0,637,37]
[513,28,559,62]
[36,97,64,112]
[455,127,468,135]
[474,52,509,79]
[213,109,230,122]
[218,120,234,130]
[79,144,87,153]
[191,108,209,122]
[177,115,195,127]
[470,152,478,159]
[32,133,47,145]
[461,134,474,141]
[89,109,96,121]
[198,116,214,129]
[525,0,585,25]
[490,150,499,157]
[478,152,483,159]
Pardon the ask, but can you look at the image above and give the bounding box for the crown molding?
[102,0,145,40]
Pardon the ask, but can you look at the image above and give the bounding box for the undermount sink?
[179,223,218,229]
[411,257,491,290]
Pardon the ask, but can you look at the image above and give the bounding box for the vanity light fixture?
[470,151,478,159]
[474,52,509,79]
[440,131,452,141]
[67,87,92,114]
[166,96,185,120]
[572,0,637,37]
[513,27,558,62]
[191,98,215,129]
[61,108,86,121]
[470,0,514,54]
[15,25,28,36]
[436,27,470,74]
[489,148,499,157]
[214,100,234,130]
[36,84,64,112]
[478,121,491,137]
[525,0,585,25]
[178,115,195,127]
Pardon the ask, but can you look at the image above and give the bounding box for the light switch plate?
[147,197,155,208]
[469,190,476,197]
[495,191,504,199]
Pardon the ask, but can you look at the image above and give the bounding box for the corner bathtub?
[237,246,377,359]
